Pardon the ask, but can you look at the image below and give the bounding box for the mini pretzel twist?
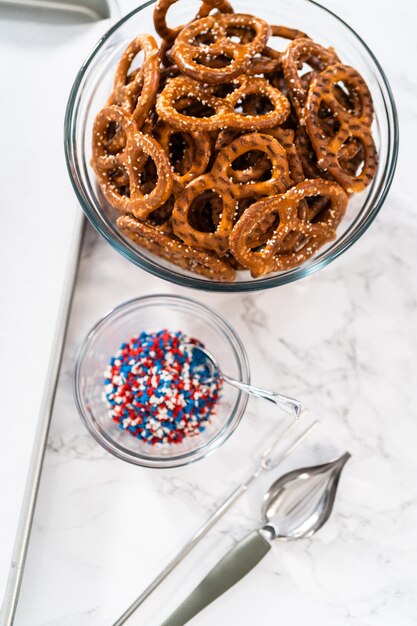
[171,13,271,83]
[282,38,340,122]
[211,132,292,249]
[210,132,291,197]
[305,63,377,192]
[156,75,290,131]
[154,0,234,44]
[172,174,237,256]
[229,179,348,277]
[91,106,173,218]
[107,35,160,129]
[118,214,236,281]
[153,120,212,190]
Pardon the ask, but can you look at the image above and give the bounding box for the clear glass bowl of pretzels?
[65,0,398,292]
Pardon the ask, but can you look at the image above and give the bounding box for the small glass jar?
[74,295,250,468]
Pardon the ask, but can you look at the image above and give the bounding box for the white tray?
[0,2,118,622]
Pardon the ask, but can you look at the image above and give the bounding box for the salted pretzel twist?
[108,35,160,129]
[153,120,212,190]
[156,75,290,131]
[154,0,234,44]
[172,173,237,256]
[305,63,377,192]
[230,179,348,277]
[211,132,290,197]
[91,106,173,218]
[282,38,340,123]
[171,13,270,83]
[118,214,236,281]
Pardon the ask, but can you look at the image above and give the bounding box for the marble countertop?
[9,0,417,624]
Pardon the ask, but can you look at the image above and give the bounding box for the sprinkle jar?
[74,295,250,468]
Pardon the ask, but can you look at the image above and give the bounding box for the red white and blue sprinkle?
[104,329,221,445]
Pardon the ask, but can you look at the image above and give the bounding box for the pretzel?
[172,174,237,256]
[107,36,160,129]
[118,214,236,281]
[156,75,290,131]
[214,128,301,176]
[230,179,348,277]
[154,0,234,44]
[91,106,173,217]
[171,13,271,83]
[153,120,211,189]
[205,132,292,250]
[282,39,340,122]
[211,132,290,197]
[208,195,279,252]
[156,0,234,67]
[305,64,377,192]
[270,25,309,42]
[317,82,363,134]
[238,89,281,116]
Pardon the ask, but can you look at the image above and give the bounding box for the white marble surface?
[8,0,417,624]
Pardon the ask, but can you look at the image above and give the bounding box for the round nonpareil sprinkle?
[104,329,221,445]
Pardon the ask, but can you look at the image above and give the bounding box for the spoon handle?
[159,531,271,626]
[223,375,302,418]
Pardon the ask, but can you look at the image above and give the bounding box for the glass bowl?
[73,294,250,468]
[65,0,398,292]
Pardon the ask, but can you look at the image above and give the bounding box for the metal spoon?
[160,452,350,626]
[184,343,302,419]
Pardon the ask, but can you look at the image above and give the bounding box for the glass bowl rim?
[64,0,399,293]
[73,293,251,468]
